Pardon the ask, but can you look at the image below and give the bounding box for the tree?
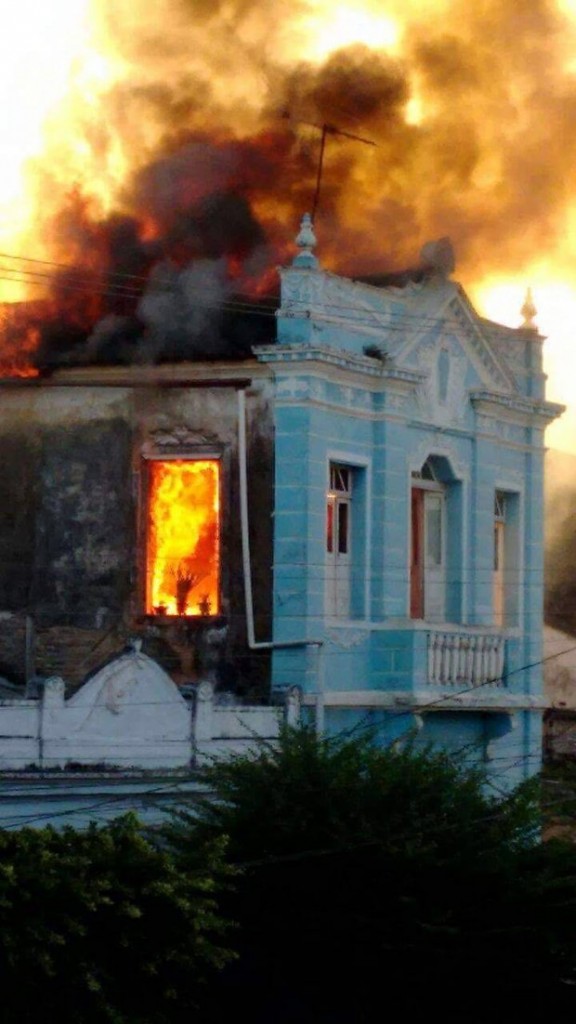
[166,727,576,1022]
[0,813,234,1024]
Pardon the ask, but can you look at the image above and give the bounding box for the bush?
[0,813,234,1024]
[166,727,576,1022]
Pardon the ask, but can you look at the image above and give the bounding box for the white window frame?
[325,454,371,622]
[410,473,446,622]
[492,487,522,630]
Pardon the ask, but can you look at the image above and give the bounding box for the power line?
[0,699,559,831]
[0,626,567,718]
[0,777,201,831]
[0,275,504,336]
[0,250,158,284]
[0,247,535,338]
[0,730,547,834]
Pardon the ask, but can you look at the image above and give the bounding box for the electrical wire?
[0,615,563,716]
[0,777,202,831]
[0,248,533,336]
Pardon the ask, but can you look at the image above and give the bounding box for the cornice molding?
[255,342,423,390]
[471,389,565,426]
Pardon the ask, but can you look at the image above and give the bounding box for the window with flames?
[146,459,220,617]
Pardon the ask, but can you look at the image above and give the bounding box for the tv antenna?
[284,113,377,221]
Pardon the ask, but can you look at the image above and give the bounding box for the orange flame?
[146,459,220,617]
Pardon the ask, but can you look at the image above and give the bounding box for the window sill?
[138,614,228,630]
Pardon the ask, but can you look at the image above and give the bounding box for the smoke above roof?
[2,0,576,369]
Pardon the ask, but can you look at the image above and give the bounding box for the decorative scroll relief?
[498,421,527,445]
[476,413,496,434]
[477,414,535,448]
[359,389,374,411]
[280,269,397,335]
[309,379,325,402]
[325,628,370,649]
[142,426,221,456]
[281,270,318,311]
[277,376,374,413]
[385,391,409,413]
[335,383,373,411]
[276,377,310,400]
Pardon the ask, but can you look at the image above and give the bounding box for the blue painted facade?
[258,219,563,787]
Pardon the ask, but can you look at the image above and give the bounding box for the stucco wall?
[264,255,556,786]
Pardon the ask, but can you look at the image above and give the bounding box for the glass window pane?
[426,501,442,565]
[337,502,349,553]
[326,500,334,553]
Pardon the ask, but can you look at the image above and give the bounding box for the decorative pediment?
[396,292,518,395]
[279,269,522,409]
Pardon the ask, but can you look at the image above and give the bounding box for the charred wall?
[0,367,274,696]
[0,433,37,611]
[31,419,133,627]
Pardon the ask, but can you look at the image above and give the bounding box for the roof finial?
[520,287,537,330]
[293,212,318,269]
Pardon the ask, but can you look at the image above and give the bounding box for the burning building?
[0,213,562,785]
[0,0,572,776]
[0,359,274,695]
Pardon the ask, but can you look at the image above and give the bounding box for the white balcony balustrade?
[427,631,505,688]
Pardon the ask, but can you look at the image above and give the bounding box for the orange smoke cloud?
[16,0,576,278]
[3,0,576,421]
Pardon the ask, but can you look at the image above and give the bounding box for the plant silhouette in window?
[170,561,207,616]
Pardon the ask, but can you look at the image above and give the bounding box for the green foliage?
[166,727,576,1022]
[185,725,537,858]
[0,813,234,1024]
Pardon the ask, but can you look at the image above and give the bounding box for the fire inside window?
[146,459,220,617]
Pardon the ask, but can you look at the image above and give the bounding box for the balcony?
[427,630,505,688]
[295,625,526,715]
